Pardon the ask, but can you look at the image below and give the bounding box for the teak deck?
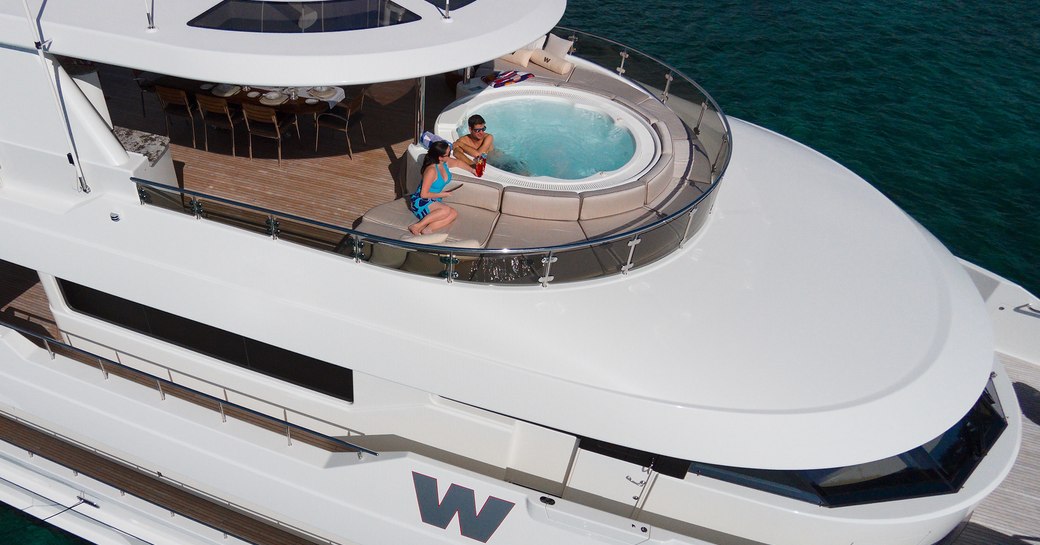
[101,65,457,229]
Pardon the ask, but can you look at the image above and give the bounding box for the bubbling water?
[457,98,636,180]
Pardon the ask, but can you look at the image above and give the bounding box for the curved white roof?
[1,0,566,85]
[362,118,995,469]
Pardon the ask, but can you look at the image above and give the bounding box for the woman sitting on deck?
[408,140,475,235]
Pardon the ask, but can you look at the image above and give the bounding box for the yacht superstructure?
[1,1,1038,545]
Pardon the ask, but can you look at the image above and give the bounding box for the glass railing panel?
[276,216,353,255]
[462,251,546,284]
[195,197,270,236]
[137,183,191,215]
[621,57,677,103]
[628,217,686,270]
[539,245,611,284]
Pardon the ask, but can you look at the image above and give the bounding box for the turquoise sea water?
[3,1,1038,542]
[563,0,1039,296]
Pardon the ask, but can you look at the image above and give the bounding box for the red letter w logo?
[412,472,515,543]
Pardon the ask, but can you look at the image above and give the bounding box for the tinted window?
[59,280,353,402]
[189,0,420,33]
[689,386,1007,507]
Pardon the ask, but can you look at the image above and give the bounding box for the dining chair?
[130,69,157,117]
[154,86,197,148]
[241,103,301,165]
[195,94,242,156]
[314,93,366,158]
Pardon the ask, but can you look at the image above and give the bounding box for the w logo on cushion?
[412,472,515,542]
[543,56,552,63]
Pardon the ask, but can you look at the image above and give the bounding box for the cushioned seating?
[672,139,692,179]
[493,57,570,83]
[445,175,503,212]
[654,121,672,155]
[488,215,587,249]
[500,187,579,221]
[579,207,660,239]
[555,81,615,100]
[642,153,675,205]
[357,199,415,232]
[637,96,690,141]
[566,68,651,104]
[579,182,648,220]
[443,206,500,246]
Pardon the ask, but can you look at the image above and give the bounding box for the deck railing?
[0,320,375,544]
[0,320,374,456]
[134,27,732,286]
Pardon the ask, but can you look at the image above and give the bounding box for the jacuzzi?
[435,84,660,192]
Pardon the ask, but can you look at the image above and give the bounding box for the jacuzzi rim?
[435,84,659,193]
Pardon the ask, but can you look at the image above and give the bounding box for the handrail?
[0,320,376,456]
[2,410,347,545]
[0,474,157,545]
[133,27,733,285]
[3,307,366,442]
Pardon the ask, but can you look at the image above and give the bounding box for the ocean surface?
[3,1,1038,543]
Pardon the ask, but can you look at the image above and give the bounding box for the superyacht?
[0,1,1038,545]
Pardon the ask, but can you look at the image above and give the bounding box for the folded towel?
[492,72,534,88]
[491,70,518,85]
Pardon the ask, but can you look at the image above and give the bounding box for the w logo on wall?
[412,472,515,543]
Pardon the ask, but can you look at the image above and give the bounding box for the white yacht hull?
[0,255,1032,545]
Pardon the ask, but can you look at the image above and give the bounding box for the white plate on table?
[310,86,336,99]
[305,98,319,104]
[247,91,260,98]
[199,83,215,90]
[259,91,287,105]
[212,84,241,97]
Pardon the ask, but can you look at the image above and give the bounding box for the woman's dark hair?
[421,140,451,173]
[468,114,486,128]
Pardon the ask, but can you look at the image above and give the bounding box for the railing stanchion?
[219,401,226,423]
[621,236,642,274]
[285,409,292,446]
[661,72,674,103]
[157,379,166,400]
[616,50,629,75]
[266,215,280,239]
[539,252,558,288]
[43,338,54,360]
[680,209,698,247]
[712,134,729,174]
[694,102,707,135]
[189,196,204,219]
[98,358,109,380]
[353,236,365,263]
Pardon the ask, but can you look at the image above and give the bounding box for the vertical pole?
[414,76,426,144]
[20,0,90,193]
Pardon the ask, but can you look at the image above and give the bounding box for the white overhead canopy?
[1,0,566,86]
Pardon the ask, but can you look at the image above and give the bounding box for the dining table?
[156,76,348,116]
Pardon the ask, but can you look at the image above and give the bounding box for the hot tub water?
[456,99,636,180]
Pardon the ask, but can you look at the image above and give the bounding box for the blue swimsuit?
[408,163,451,219]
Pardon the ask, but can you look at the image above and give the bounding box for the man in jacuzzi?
[452,114,494,166]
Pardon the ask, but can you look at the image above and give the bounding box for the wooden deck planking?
[955,355,1040,545]
[99,64,458,230]
[0,259,59,339]
[0,414,322,545]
